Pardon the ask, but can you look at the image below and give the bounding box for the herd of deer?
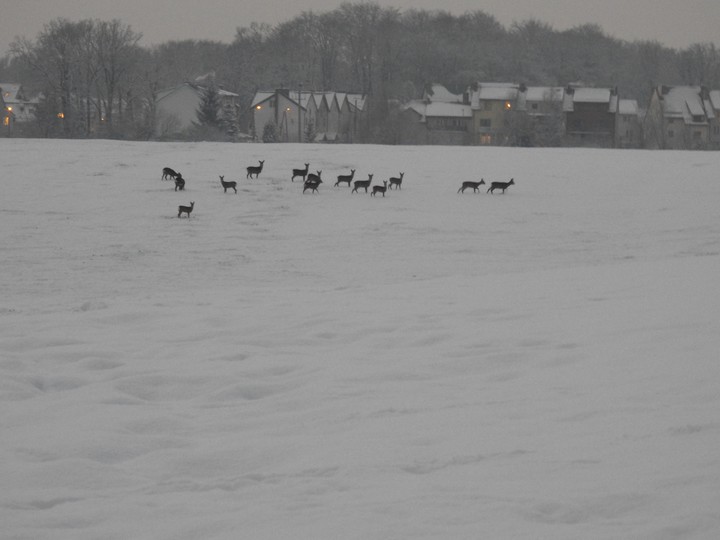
[163,163,514,218]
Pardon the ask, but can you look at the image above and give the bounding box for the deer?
[388,172,404,190]
[291,163,310,182]
[487,178,515,194]
[162,167,179,181]
[306,170,322,184]
[351,174,373,193]
[174,174,185,191]
[371,180,388,197]
[303,176,322,194]
[178,201,194,218]
[219,175,237,193]
[246,160,265,179]
[458,179,486,193]
[335,169,355,187]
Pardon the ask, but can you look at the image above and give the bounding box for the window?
[479,118,491,128]
[479,134,492,144]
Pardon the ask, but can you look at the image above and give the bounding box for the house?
[616,99,642,149]
[645,86,714,150]
[563,86,619,147]
[1,83,38,124]
[2,83,40,134]
[399,84,471,145]
[155,82,240,137]
[513,85,565,146]
[468,83,520,145]
[709,90,720,150]
[250,89,366,143]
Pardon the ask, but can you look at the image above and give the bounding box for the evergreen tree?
[262,120,278,142]
[195,83,220,127]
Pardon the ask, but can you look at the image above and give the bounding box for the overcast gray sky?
[2,0,718,56]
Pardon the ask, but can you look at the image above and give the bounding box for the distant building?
[616,99,642,149]
[155,82,240,137]
[1,83,39,134]
[250,89,365,143]
[399,84,471,145]
[563,86,619,147]
[645,86,714,150]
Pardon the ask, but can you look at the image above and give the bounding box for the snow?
[2,139,720,539]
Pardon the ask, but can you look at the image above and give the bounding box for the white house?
[155,82,240,137]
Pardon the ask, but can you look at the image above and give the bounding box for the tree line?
[2,2,720,141]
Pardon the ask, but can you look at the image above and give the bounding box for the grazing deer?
[178,201,194,218]
[246,160,265,179]
[458,179,486,193]
[371,180,388,197]
[292,163,310,182]
[219,175,237,193]
[335,169,355,187]
[303,178,322,194]
[174,174,185,191]
[306,170,322,184]
[162,167,179,181]
[487,178,515,194]
[351,174,373,193]
[388,172,404,190]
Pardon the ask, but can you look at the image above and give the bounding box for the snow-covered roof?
[563,87,618,113]
[710,90,720,112]
[475,83,518,101]
[618,99,639,116]
[424,84,463,103]
[403,100,471,120]
[251,90,365,112]
[660,86,709,124]
[524,86,564,103]
[0,83,23,103]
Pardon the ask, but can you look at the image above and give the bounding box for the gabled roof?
[659,86,709,124]
[402,100,471,121]
[423,84,463,103]
[251,90,366,113]
[0,83,26,103]
[618,99,639,116]
[524,86,564,103]
[474,83,518,101]
[709,90,720,112]
[564,87,618,113]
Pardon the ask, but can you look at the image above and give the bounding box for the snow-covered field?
[2,139,720,539]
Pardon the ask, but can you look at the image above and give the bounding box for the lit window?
[57,112,65,119]
[3,117,9,126]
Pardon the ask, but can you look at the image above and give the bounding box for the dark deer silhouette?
[388,172,404,190]
[174,174,185,191]
[335,169,355,187]
[306,170,322,184]
[246,160,265,179]
[291,163,309,182]
[303,177,322,194]
[371,180,388,197]
[178,201,194,218]
[487,178,515,194]
[458,179,486,193]
[351,174,373,193]
[219,175,237,193]
[162,167,178,181]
